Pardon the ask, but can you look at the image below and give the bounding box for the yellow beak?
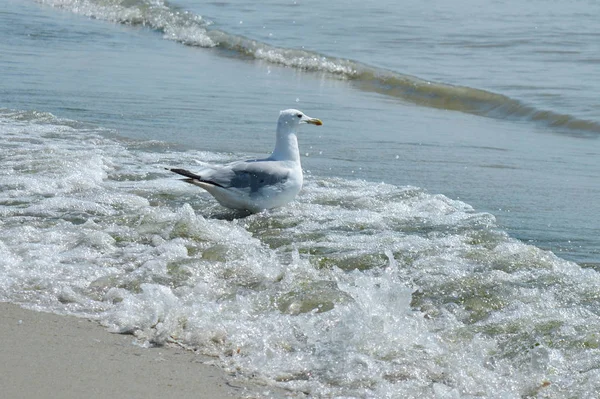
[307,118,323,126]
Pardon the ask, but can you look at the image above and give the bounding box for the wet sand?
[0,302,264,399]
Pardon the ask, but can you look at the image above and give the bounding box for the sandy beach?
[0,302,267,399]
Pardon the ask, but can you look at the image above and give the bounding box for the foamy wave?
[3,109,600,397]
[38,0,216,47]
[203,30,358,76]
[250,46,355,75]
[163,24,214,47]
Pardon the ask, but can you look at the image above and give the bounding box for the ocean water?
[2,0,600,397]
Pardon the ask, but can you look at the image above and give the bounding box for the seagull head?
[278,109,323,130]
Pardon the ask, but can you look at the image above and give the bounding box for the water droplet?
[295,98,300,102]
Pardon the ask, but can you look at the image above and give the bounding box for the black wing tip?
[167,167,226,189]
[168,168,203,180]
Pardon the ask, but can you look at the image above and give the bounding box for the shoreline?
[0,302,280,399]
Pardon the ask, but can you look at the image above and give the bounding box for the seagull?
[168,109,323,213]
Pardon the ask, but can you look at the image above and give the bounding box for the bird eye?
[296,114,302,118]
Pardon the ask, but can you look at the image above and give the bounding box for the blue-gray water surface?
[2,0,600,397]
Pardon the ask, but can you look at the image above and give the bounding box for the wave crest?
[38,0,600,136]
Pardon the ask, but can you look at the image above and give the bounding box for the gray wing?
[204,161,291,194]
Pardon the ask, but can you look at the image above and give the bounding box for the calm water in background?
[2,0,600,397]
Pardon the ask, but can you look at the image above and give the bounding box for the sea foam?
[2,109,599,397]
